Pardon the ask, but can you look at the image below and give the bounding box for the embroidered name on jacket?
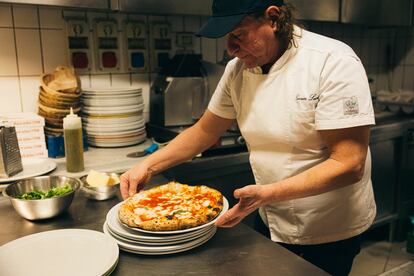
[295,94,319,101]
[343,96,359,115]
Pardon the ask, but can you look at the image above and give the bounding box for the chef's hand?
[120,164,153,199]
[215,184,266,228]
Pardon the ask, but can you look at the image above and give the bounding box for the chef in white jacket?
[121,1,376,275]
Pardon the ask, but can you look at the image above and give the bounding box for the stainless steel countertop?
[0,175,328,276]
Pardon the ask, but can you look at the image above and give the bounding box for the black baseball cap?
[196,0,284,38]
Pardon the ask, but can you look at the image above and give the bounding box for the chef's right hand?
[120,164,153,199]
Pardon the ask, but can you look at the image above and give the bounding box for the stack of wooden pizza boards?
[37,66,81,136]
[102,182,228,255]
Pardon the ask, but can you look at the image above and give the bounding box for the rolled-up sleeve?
[207,60,238,119]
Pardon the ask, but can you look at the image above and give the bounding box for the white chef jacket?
[208,25,377,244]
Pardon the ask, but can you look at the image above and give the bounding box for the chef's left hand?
[215,184,266,228]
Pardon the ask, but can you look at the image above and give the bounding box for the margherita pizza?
[118,182,224,231]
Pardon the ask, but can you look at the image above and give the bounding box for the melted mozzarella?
[133,207,146,215]
[159,209,169,216]
[134,207,157,218]
[176,214,192,219]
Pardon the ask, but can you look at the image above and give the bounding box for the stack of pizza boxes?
[0,113,48,159]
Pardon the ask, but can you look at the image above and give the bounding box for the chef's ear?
[265,6,280,30]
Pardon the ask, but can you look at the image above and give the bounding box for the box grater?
[0,126,23,178]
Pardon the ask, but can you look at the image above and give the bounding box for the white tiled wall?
[1,3,414,117]
[0,4,12,27]
[304,21,414,94]
[15,28,43,75]
[0,28,18,76]
[0,3,227,119]
[13,5,38,28]
[41,29,68,72]
[0,77,21,112]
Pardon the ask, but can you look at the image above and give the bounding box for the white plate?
[84,118,144,127]
[106,204,215,243]
[83,108,144,116]
[0,229,119,276]
[84,121,145,132]
[82,97,143,107]
[104,223,216,255]
[105,221,215,246]
[82,102,143,112]
[86,128,145,137]
[105,223,216,253]
[82,105,144,112]
[82,111,144,118]
[82,92,142,99]
[0,158,56,183]
[88,131,146,138]
[88,136,146,141]
[88,138,147,145]
[82,104,144,115]
[88,137,146,148]
[85,126,145,135]
[82,115,144,124]
[120,196,229,235]
[82,90,142,96]
[82,87,142,94]
[86,124,145,132]
[118,229,216,255]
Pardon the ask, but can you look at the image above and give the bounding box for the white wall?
[0,3,414,117]
[0,3,227,119]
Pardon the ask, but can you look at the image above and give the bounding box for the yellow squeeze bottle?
[63,108,84,172]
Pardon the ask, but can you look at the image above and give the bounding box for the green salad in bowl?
[18,184,74,200]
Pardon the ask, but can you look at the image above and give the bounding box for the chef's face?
[226,9,280,68]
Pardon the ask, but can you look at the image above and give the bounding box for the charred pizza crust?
[118,182,223,231]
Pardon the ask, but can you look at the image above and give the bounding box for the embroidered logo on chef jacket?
[343,96,359,115]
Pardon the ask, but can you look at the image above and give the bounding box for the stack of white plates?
[103,198,229,255]
[81,88,147,147]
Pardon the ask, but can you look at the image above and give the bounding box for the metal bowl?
[79,172,120,201]
[2,176,80,220]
